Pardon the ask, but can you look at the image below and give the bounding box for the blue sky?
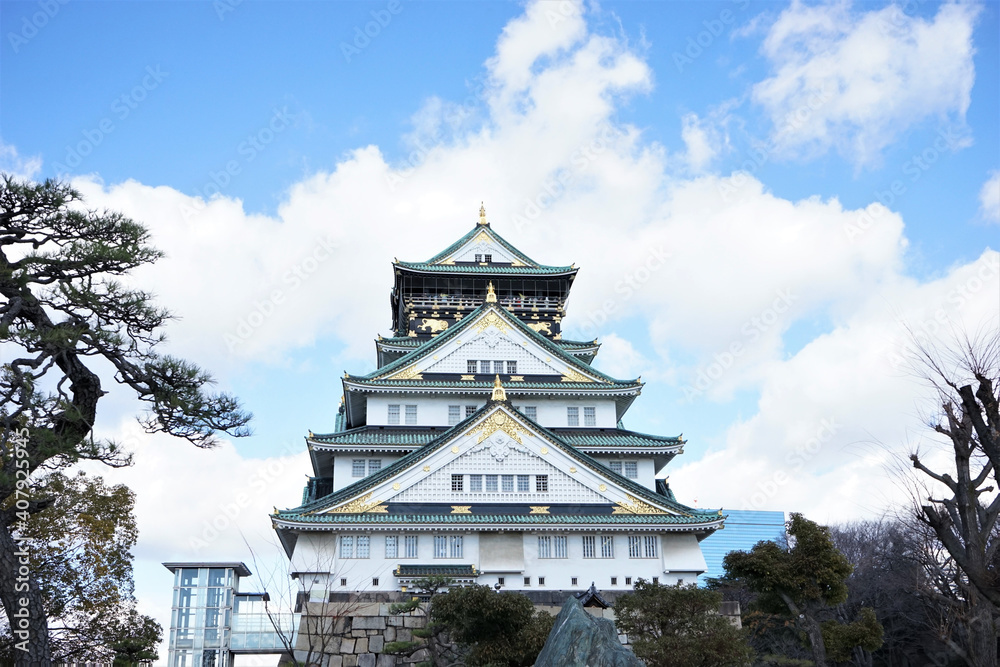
[2,0,999,661]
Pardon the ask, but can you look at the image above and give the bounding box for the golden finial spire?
[478,202,488,226]
[486,281,497,303]
[492,375,507,401]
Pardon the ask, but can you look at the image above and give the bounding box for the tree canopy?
[0,175,251,664]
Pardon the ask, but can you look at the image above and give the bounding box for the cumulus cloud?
[0,140,42,180]
[751,1,979,166]
[980,170,1000,223]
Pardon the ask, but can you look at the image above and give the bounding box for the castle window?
[385,536,398,558]
[584,406,596,426]
[507,361,517,374]
[373,578,379,587]
[524,576,531,586]
[465,405,477,417]
[404,535,418,559]
[502,475,514,492]
[368,459,381,475]
[523,406,537,420]
[340,536,353,557]
[341,578,347,587]
[625,577,632,585]
[624,462,638,479]
[538,577,545,586]
[405,404,417,425]
[451,474,464,492]
[480,360,491,373]
[601,535,615,559]
[571,577,578,586]
[467,360,478,374]
[474,254,482,262]
[644,535,658,558]
[582,536,596,558]
[352,459,366,477]
[448,405,461,425]
[450,536,463,558]
[536,475,548,493]
[497,577,505,587]
[538,536,551,558]
[610,461,622,474]
[484,254,492,263]
[554,535,567,558]
[356,536,370,558]
[434,536,448,558]
[611,577,618,586]
[538,535,567,559]
[387,404,400,425]
[517,475,530,492]
[652,576,659,584]
[486,475,498,492]
[493,360,505,374]
[567,407,579,426]
[469,474,482,492]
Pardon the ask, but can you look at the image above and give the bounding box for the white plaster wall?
[331,454,401,492]
[288,531,705,593]
[365,395,617,428]
[596,457,657,491]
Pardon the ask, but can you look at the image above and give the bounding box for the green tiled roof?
[309,426,680,449]
[396,564,478,577]
[276,512,723,526]
[346,378,639,391]
[395,262,575,275]
[278,403,707,523]
[377,336,598,352]
[355,301,637,387]
[413,224,568,271]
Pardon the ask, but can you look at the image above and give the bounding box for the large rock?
[533,596,643,667]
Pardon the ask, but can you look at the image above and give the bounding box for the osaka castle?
[271,205,723,599]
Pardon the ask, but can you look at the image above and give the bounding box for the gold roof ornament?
[486,281,498,303]
[491,375,507,401]
[478,202,488,226]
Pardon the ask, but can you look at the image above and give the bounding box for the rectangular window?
[582,536,596,559]
[584,406,596,426]
[554,535,567,558]
[486,475,498,492]
[356,536,370,558]
[451,474,464,492]
[601,535,615,559]
[484,254,492,263]
[536,475,548,493]
[517,475,530,492]
[524,576,531,586]
[644,535,658,558]
[404,535,418,559]
[466,405,477,418]
[469,474,482,492]
[571,577,578,586]
[434,536,448,559]
[611,577,618,585]
[567,407,579,426]
[405,404,417,425]
[448,405,461,425]
[373,578,379,587]
[624,462,638,479]
[494,360,505,374]
[480,360,491,373]
[368,459,381,475]
[450,535,463,558]
[625,577,632,585]
[507,360,517,374]
[523,406,536,420]
[538,576,545,586]
[385,536,398,558]
[629,536,642,559]
[538,536,551,559]
[474,253,482,262]
[497,577,505,586]
[341,578,347,587]
[501,475,514,492]
[652,576,659,584]
[340,536,354,558]
[352,459,366,477]
[387,404,400,425]
[609,461,622,474]
[467,360,478,374]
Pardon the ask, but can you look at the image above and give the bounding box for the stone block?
[352,629,367,637]
[377,655,397,667]
[356,637,369,654]
[354,615,387,630]
[387,616,404,626]
[344,656,358,667]
[341,638,356,654]
[396,628,412,642]
[358,654,376,667]
[403,616,421,628]
[329,657,343,667]
[384,626,396,642]
[369,635,384,653]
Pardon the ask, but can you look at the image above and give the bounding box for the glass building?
[698,510,786,584]
[163,562,295,666]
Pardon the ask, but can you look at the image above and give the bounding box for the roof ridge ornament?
[486,281,498,303]
[478,202,488,226]
[491,375,507,401]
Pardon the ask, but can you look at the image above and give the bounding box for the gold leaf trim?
[451,506,472,514]
[474,311,511,335]
[467,410,529,444]
[529,506,550,515]
[612,494,665,515]
[561,368,593,383]
[325,492,388,514]
[387,365,423,381]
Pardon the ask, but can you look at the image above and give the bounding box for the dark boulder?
[533,595,643,667]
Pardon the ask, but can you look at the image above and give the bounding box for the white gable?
[320,405,678,515]
[436,229,528,266]
[382,308,602,382]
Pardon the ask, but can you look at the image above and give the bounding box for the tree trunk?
[0,521,51,665]
[966,596,997,667]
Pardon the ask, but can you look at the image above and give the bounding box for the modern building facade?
[697,509,787,584]
[271,206,724,600]
[163,562,296,667]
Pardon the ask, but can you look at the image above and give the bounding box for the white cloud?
[0,140,42,180]
[980,170,1000,223]
[751,1,979,166]
[680,113,719,171]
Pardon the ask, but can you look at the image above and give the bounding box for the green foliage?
[821,606,883,662]
[724,513,852,615]
[110,608,162,665]
[612,580,754,667]
[431,584,553,666]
